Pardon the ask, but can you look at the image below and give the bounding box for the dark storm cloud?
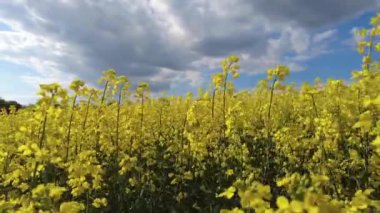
[193,30,269,57]
[244,0,380,28]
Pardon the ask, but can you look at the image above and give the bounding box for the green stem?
[33,93,54,185]
[222,64,232,138]
[65,94,77,162]
[140,93,144,141]
[115,86,124,157]
[267,77,277,127]
[365,30,375,71]
[211,88,216,119]
[310,93,318,117]
[96,81,109,153]
[77,93,93,155]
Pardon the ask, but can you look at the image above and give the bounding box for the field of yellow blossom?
[1,13,380,213]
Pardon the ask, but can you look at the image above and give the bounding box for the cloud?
[340,27,366,50]
[0,30,77,86]
[241,0,380,29]
[313,29,338,43]
[0,0,378,100]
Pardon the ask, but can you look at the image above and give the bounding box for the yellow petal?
[277,196,289,209]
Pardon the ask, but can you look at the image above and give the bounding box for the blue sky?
[0,1,379,104]
[233,11,375,91]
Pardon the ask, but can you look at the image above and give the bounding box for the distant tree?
[0,97,23,113]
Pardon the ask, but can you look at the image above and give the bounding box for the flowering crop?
[1,13,380,213]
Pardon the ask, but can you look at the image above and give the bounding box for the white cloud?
[147,0,191,45]
[341,27,365,49]
[0,29,77,90]
[313,29,338,43]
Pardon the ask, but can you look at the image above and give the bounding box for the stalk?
[158,103,163,142]
[267,77,277,127]
[138,92,144,184]
[264,77,277,181]
[65,94,77,162]
[101,81,109,105]
[140,93,144,141]
[180,113,188,167]
[310,93,318,117]
[222,65,231,138]
[365,30,375,71]
[38,93,55,148]
[96,81,109,153]
[115,86,124,157]
[211,88,216,119]
[359,30,375,188]
[77,93,93,155]
[357,88,362,114]
[222,73,228,123]
[38,112,48,149]
[33,93,54,185]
